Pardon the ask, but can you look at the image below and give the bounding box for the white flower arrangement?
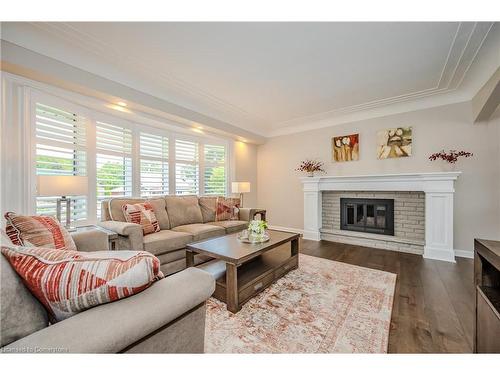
[246,220,268,242]
[248,219,268,234]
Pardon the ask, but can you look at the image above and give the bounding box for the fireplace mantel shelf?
[301,172,461,180]
[300,171,461,263]
[301,172,461,193]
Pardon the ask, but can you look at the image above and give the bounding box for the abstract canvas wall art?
[377,127,412,159]
[332,134,359,162]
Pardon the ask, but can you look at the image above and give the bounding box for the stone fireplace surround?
[301,172,461,263]
[322,191,425,255]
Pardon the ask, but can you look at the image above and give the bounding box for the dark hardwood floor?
[300,239,474,353]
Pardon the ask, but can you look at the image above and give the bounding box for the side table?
[74,225,119,250]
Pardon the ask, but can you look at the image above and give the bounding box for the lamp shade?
[37,176,88,197]
[231,182,251,194]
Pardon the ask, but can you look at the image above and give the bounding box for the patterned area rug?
[205,254,396,353]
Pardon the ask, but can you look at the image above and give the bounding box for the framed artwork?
[332,134,359,162]
[377,127,412,159]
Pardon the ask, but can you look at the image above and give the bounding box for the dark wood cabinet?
[474,239,500,353]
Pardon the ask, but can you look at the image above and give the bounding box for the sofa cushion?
[160,254,213,276]
[109,198,145,222]
[199,196,217,223]
[165,195,203,228]
[156,249,214,267]
[215,197,241,221]
[143,230,193,256]
[122,202,161,235]
[172,223,225,242]
[156,249,187,265]
[1,253,49,347]
[109,198,170,230]
[4,212,77,251]
[146,199,170,230]
[208,220,248,234]
[1,246,163,322]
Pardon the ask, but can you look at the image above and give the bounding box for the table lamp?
[231,182,250,208]
[37,175,88,229]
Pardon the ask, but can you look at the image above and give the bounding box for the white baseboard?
[268,225,304,235]
[454,249,474,259]
[268,225,475,260]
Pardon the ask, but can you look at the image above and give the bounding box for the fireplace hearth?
[340,198,394,236]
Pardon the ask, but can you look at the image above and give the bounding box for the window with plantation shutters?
[203,144,226,195]
[175,139,199,195]
[96,121,133,218]
[28,92,231,224]
[35,102,87,222]
[140,132,169,196]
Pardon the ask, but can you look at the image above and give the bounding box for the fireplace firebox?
[340,198,394,236]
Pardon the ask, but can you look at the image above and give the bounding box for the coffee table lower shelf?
[199,246,298,313]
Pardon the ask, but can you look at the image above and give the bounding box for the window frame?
[94,112,135,219]
[202,143,228,196]
[29,91,93,225]
[138,126,170,197]
[28,89,231,225]
[172,133,229,196]
[173,135,200,195]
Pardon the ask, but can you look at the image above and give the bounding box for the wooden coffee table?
[186,230,300,313]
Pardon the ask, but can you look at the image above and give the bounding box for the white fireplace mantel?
[300,172,461,263]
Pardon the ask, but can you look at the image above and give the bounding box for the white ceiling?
[1,22,498,138]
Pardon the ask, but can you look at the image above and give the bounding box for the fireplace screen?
[340,198,394,235]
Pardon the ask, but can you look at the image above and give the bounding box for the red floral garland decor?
[295,160,325,173]
[428,150,473,164]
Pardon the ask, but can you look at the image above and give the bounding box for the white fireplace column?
[422,179,457,262]
[302,177,322,241]
[301,172,461,263]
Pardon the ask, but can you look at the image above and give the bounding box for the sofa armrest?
[2,268,215,353]
[239,208,265,222]
[71,230,109,252]
[98,221,143,250]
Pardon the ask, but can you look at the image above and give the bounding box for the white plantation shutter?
[203,144,226,195]
[175,139,199,195]
[29,93,232,223]
[140,132,169,196]
[96,121,133,218]
[35,102,87,223]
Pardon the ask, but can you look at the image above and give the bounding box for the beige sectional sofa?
[99,195,261,275]
[1,229,215,353]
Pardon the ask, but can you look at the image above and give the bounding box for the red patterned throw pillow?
[1,245,164,322]
[215,197,241,221]
[4,212,77,251]
[122,202,160,235]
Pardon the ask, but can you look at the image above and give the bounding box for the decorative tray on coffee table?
[237,231,270,244]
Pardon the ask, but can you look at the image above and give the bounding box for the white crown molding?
[268,90,471,137]
[0,71,239,143]
[270,22,494,136]
[29,22,272,132]
[2,22,496,139]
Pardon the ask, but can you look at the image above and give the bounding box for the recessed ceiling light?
[107,103,131,113]
[117,101,127,107]
[192,128,204,134]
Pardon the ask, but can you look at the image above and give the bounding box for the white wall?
[234,141,258,208]
[257,101,500,252]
